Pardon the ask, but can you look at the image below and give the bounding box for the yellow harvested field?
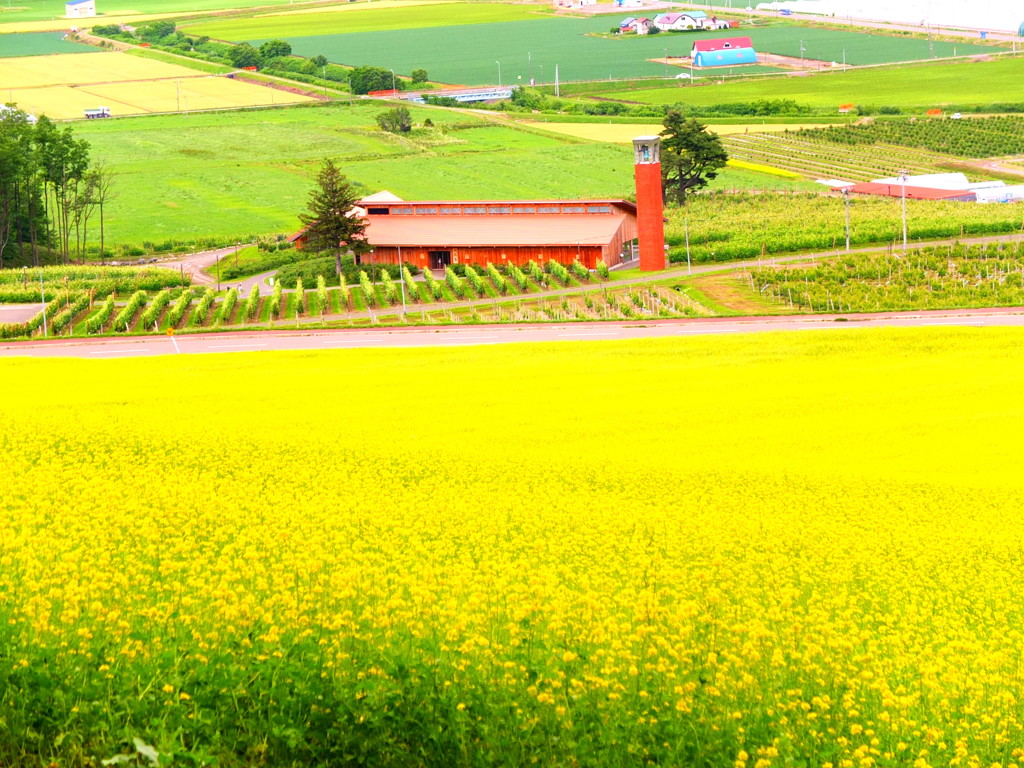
[4,85,141,119]
[0,51,212,88]
[523,121,841,142]
[86,76,312,113]
[2,51,313,118]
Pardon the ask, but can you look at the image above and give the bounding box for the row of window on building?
[366,204,614,216]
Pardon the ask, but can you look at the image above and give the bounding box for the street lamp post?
[389,68,396,94]
[799,39,806,63]
[663,48,668,77]
[900,170,909,250]
[496,60,501,86]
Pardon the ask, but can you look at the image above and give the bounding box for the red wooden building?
[291,197,640,270]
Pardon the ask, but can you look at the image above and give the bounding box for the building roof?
[842,182,977,201]
[695,48,758,66]
[65,0,93,6]
[619,16,635,25]
[361,190,404,203]
[365,214,631,248]
[684,10,707,18]
[655,12,683,22]
[359,198,637,214]
[692,36,754,52]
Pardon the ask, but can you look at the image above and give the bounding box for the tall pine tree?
[298,159,368,277]
[659,111,728,206]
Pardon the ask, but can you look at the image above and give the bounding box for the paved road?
[3,308,1022,359]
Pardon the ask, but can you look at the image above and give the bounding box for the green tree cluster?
[349,66,404,95]
[228,39,293,68]
[0,107,113,267]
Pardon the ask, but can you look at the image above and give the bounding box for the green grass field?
[195,13,997,85]
[184,2,546,41]
[67,102,805,248]
[0,31,94,56]
[596,56,1024,109]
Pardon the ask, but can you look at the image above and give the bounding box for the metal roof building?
[840,182,977,202]
[358,199,639,270]
[290,198,641,270]
[691,36,757,67]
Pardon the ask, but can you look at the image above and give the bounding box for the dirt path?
[156,244,248,286]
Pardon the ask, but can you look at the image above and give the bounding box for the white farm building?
[65,0,96,17]
[754,0,1022,36]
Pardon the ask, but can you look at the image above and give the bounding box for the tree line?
[0,107,114,268]
[92,23,429,95]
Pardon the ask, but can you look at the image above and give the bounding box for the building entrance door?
[429,250,452,269]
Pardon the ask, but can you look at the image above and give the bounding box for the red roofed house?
[359,199,638,270]
[618,16,651,34]
[691,36,753,55]
[690,37,757,67]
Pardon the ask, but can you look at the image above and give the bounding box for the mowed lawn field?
[0,0,312,25]
[598,56,1024,109]
[71,103,809,247]
[5,329,1024,767]
[1,50,314,119]
[191,6,998,84]
[0,31,94,56]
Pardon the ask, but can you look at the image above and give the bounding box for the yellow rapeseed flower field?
[3,329,1024,767]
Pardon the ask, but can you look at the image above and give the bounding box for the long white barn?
[754,0,1023,35]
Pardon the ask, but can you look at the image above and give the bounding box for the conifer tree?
[298,159,368,277]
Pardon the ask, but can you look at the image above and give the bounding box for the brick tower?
[633,135,665,272]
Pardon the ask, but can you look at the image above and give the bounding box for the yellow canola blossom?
[2,328,1024,766]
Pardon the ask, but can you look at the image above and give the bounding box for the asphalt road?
[2,308,1022,359]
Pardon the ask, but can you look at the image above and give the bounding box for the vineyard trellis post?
[844,188,851,252]
[39,271,48,338]
[900,171,909,251]
[684,202,692,274]
[398,246,407,317]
